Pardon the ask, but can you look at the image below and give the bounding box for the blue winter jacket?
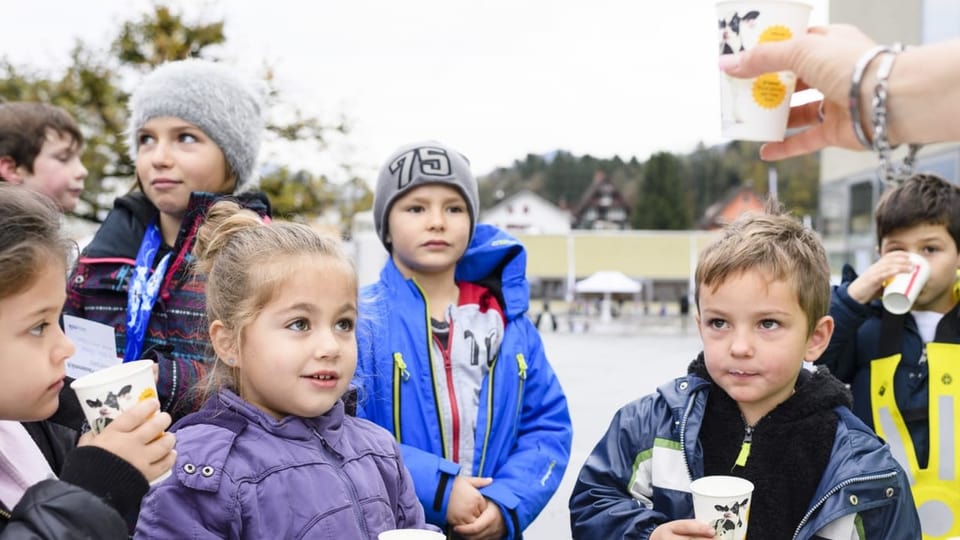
[135,390,427,539]
[355,224,573,537]
[569,372,921,539]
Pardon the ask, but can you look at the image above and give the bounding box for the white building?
[481,190,571,234]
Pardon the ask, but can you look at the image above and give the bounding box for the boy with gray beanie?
[65,59,272,421]
[355,141,572,539]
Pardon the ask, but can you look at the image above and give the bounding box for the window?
[923,0,960,43]
[848,180,875,235]
[917,150,960,183]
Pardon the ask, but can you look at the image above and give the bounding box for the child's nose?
[150,141,174,167]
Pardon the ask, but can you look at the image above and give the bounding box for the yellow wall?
[515,231,721,280]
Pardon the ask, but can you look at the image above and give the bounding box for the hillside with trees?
[0,4,368,225]
[478,141,820,229]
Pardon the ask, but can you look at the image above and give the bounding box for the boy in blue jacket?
[570,208,919,539]
[355,140,572,539]
[817,173,960,539]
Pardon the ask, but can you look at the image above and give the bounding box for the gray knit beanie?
[374,140,479,250]
[127,59,265,190]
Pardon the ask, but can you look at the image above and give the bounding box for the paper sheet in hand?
[63,315,121,378]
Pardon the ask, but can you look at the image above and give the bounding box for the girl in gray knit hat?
[64,59,273,421]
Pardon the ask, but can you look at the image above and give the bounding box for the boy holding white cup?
[818,173,960,539]
[569,207,918,539]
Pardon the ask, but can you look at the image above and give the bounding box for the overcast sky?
[1,0,828,182]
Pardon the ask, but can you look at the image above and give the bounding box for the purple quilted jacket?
[134,391,428,539]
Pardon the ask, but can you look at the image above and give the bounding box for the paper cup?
[717,0,813,141]
[690,475,754,540]
[377,530,446,540]
[882,253,931,315]
[71,360,170,484]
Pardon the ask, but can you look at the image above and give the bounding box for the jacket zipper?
[679,386,698,480]
[312,429,370,539]
[435,318,461,464]
[412,279,448,460]
[513,353,528,441]
[791,471,897,539]
[478,353,498,476]
[392,352,409,441]
[733,421,753,469]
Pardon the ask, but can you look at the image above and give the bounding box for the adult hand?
[720,24,877,160]
[79,398,176,483]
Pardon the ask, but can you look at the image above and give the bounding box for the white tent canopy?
[574,271,642,295]
[574,271,641,323]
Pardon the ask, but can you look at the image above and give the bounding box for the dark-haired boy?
[818,173,960,538]
[0,102,87,212]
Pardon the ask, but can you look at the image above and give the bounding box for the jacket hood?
[82,190,271,259]
[455,224,529,320]
[82,192,156,259]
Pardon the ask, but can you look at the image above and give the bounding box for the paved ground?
[523,326,703,539]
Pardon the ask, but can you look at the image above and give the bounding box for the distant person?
[0,184,175,538]
[355,140,572,538]
[135,201,428,538]
[536,301,558,332]
[569,207,919,539]
[719,24,960,160]
[817,173,960,538]
[679,294,690,333]
[63,59,271,420]
[0,102,87,212]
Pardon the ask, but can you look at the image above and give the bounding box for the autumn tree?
[0,4,357,223]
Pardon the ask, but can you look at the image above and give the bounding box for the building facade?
[821,0,960,274]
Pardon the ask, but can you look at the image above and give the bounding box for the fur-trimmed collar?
[689,353,853,539]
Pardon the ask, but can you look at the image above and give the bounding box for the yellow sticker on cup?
[758,25,793,43]
[139,387,158,402]
[752,73,786,109]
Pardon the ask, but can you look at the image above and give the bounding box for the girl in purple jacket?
[135,200,430,539]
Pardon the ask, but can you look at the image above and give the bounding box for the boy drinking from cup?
[818,173,960,539]
[569,206,919,539]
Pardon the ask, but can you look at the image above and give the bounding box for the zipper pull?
[734,424,753,468]
[394,352,410,381]
[516,353,528,380]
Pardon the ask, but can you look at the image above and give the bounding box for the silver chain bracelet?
[870,42,923,186]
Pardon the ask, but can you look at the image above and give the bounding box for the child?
[0,102,87,212]
[569,209,920,539]
[0,184,176,538]
[135,201,428,538]
[355,141,572,538]
[817,173,960,539]
[64,59,271,420]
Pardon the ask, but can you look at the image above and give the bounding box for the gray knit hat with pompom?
[127,59,265,190]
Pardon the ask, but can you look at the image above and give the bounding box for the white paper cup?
[690,475,754,540]
[71,360,171,484]
[717,0,813,141]
[882,253,931,315]
[377,530,446,540]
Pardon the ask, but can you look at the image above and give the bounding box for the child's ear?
[804,315,835,362]
[209,320,239,366]
[0,156,25,183]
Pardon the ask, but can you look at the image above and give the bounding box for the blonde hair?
[694,205,830,335]
[191,200,356,403]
